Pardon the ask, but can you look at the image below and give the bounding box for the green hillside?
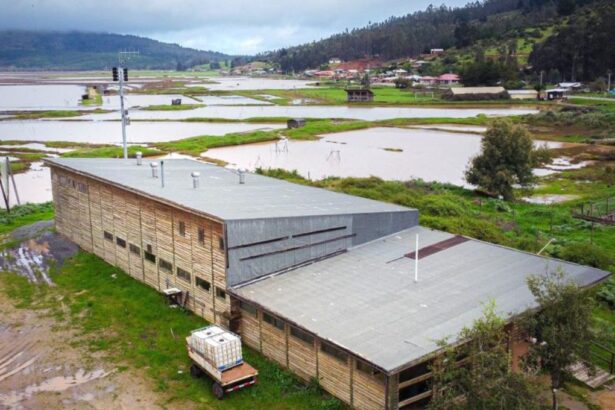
[0,31,230,70]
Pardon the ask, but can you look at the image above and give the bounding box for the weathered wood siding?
[261,319,287,366]
[49,167,228,326]
[352,361,386,410]
[318,345,352,404]
[239,306,260,350]
[288,330,318,381]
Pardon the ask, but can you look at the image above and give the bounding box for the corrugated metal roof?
[233,226,610,373]
[45,158,412,220]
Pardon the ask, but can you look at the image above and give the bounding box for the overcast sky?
[1,1,469,55]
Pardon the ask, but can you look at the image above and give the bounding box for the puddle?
[545,157,592,171]
[204,127,560,186]
[522,194,581,204]
[0,120,285,143]
[0,85,85,110]
[409,125,488,133]
[0,368,112,407]
[100,94,200,109]
[0,227,78,284]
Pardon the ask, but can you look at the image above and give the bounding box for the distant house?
[438,73,460,85]
[430,48,445,55]
[558,82,582,90]
[345,88,374,102]
[329,58,342,65]
[546,88,568,101]
[445,87,509,101]
[287,118,306,129]
[420,76,438,86]
[314,70,335,78]
[508,90,539,100]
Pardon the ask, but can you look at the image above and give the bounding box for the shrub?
[419,195,469,217]
[597,277,615,308]
[559,242,613,270]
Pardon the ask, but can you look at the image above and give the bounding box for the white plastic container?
[190,325,243,371]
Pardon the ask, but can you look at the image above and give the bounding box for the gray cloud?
[2,0,469,54]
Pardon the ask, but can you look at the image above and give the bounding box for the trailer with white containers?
[187,325,258,399]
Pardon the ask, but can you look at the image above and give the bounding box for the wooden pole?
[8,160,20,206]
[0,178,9,212]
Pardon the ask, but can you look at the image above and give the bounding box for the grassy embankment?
[0,250,344,409]
[0,202,54,236]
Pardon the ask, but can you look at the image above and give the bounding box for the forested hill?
[0,31,229,70]
[266,0,601,75]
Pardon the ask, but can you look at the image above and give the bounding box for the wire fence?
[572,197,615,226]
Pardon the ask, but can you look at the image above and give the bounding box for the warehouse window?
[263,312,285,331]
[198,227,205,245]
[159,259,172,273]
[103,231,113,242]
[196,277,211,291]
[240,301,257,317]
[356,360,384,381]
[218,236,225,250]
[215,287,226,300]
[129,243,141,256]
[144,251,156,264]
[321,342,348,363]
[116,237,126,248]
[291,326,314,346]
[177,267,191,282]
[178,221,186,237]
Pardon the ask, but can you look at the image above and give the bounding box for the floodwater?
[100,94,200,109]
[0,85,85,110]
[193,95,271,105]
[204,127,563,186]
[0,120,285,143]
[8,162,51,206]
[81,106,539,121]
[191,77,317,91]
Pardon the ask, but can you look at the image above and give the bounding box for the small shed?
[171,98,182,105]
[345,88,374,102]
[287,118,306,129]
[546,89,568,101]
[508,90,539,100]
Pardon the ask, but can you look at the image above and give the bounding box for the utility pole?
[113,51,139,159]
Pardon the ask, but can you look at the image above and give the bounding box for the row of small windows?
[57,174,88,193]
[102,231,219,294]
[176,220,224,250]
[239,301,383,378]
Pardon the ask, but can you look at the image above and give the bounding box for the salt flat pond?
[0,120,284,143]
[82,106,539,121]
[205,127,563,187]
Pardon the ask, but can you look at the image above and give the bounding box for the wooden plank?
[352,361,386,410]
[239,310,260,351]
[398,390,432,407]
[318,346,352,404]
[261,321,287,366]
[288,332,317,381]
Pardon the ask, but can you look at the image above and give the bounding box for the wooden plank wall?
[49,167,229,327]
[288,330,318,381]
[237,302,390,409]
[261,320,287,366]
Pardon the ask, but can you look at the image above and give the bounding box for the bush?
[597,277,615,308]
[419,195,469,217]
[559,242,613,270]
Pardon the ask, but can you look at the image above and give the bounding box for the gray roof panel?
[45,158,412,220]
[234,226,610,373]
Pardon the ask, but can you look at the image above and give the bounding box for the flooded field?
[189,77,317,90]
[0,120,284,143]
[8,162,51,206]
[0,85,86,110]
[204,127,563,186]
[82,105,539,121]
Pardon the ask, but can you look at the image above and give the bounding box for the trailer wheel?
[213,382,224,400]
[190,364,203,378]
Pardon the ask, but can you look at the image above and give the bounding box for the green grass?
[12,110,84,120]
[0,252,344,409]
[81,94,103,106]
[0,202,54,235]
[62,145,162,159]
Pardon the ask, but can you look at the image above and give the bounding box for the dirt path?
[0,283,163,410]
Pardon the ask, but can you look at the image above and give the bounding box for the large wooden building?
[46,158,609,409]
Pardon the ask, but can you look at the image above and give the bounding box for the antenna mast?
[114,50,139,159]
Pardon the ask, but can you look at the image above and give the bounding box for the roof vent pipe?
[238,169,246,184]
[414,233,419,283]
[191,171,200,189]
[150,162,158,178]
[136,151,142,166]
[160,160,165,188]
